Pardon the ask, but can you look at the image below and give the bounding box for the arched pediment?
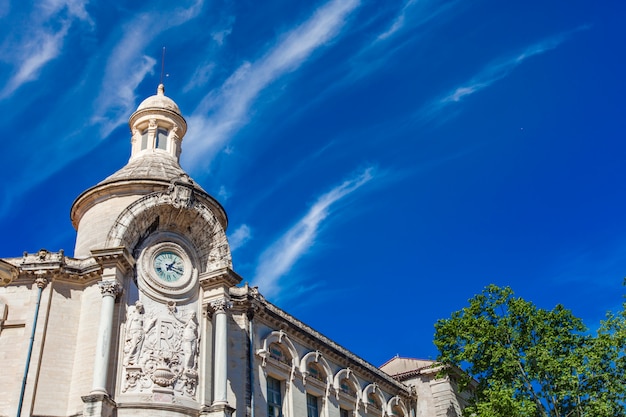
[105,180,231,273]
[257,330,299,367]
[300,351,333,385]
[0,259,18,286]
[362,383,385,413]
[333,368,361,401]
[386,396,408,417]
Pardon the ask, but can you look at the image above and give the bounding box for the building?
[0,85,467,417]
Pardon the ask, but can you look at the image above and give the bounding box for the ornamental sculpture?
[121,300,200,398]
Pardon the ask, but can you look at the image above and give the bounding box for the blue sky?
[0,0,625,366]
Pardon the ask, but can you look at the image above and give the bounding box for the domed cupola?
[70,84,227,259]
[128,83,187,162]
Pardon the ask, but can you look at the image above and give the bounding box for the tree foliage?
[434,284,626,417]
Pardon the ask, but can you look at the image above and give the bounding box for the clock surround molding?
[136,232,199,302]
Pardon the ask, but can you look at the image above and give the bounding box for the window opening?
[368,392,381,408]
[155,128,168,150]
[140,129,149,150]
[306,393,319,417]
[340,378,356,395]
[307,362,323,381]
[269,342,286,363]
[267,376,282,417]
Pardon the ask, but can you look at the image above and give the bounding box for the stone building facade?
[0,86,467,417]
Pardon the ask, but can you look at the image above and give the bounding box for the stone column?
[198,267,241,417]
[211,298,230,406]
[91,280,121,395]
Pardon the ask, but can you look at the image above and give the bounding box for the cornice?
[91,246,135,273]
[240,287,412,397]
[1,249,102,286]
[70,178,227,231]
[199,267,242,290]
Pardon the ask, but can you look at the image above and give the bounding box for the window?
[340,378,356,396]
[368,392,381,408]
[267,376,282,417]
[140,129,149,150]
[306,393,319,417]
[155,128,168,150]
[390,406,404,417]
[269,342,287,363]
[340,409,350,417]
[307,362,323,382]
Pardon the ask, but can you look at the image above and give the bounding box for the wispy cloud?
[0,0,92,99]
[212,15,236,45]
[279,0,459,124]
[182,0,360,170]
[252,167,374,298]
[183,62,216,92]
[376,0,418,41]
[422,28,587,120]
[0,1,207,219]
[229,224,252,252]
[91,0,205,137]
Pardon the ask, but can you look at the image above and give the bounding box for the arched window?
[362,383,385,415]
[368,392,381,408]
[390,405,404,416]
[269,342,287,363]
[340,378,357,396]
[386,397,408,417]
[307,362,324,382]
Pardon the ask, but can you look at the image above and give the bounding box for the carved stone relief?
[121,297,200,399]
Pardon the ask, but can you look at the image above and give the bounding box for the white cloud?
[229,224,252,252]
[376,0,417,41]
[183,62,216,92]
[91,0,205,137]
[42,0,92,24]
[212,15,235,45]
[218,185,231,200]
[0,0,92,99]
[252,167,374,298]
[0,26,69,99]
[182,0,360,170]
[425,28,586,117]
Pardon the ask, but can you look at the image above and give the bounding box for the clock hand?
[170,266,184,274]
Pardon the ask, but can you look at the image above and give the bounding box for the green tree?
[434,284,626,417]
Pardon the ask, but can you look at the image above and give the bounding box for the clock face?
[153,251,185,282]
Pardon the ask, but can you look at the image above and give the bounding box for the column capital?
[207,298,232,317]
[98,281,122,298]
[35,276,48,289]
[34,270,49,289]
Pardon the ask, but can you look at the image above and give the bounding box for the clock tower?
[0,80,463,417]
[70,84,240,417]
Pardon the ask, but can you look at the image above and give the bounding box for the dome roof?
[135,84,181,114]
[97,152,207,194]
